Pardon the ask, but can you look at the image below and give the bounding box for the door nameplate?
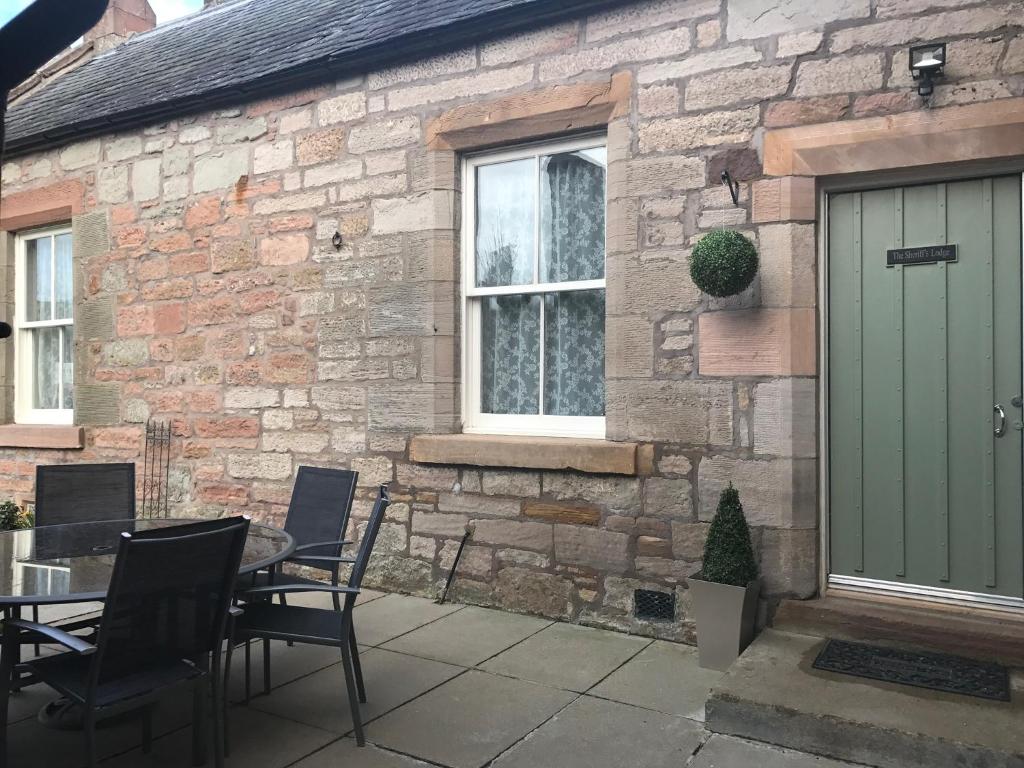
[886,244,957,266]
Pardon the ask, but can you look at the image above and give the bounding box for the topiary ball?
[690,229,758,298]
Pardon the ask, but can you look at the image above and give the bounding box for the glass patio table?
[0,518,294,607]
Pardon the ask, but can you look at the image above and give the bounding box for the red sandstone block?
[117,305,154,336]
[184,196,222,229]
[150,231,192,253]
[239,288,281,313]
[270,213,315,232]
[264,353,311,385]
[188,391,222,412]
[115,225,147,248]
[226,361,260,386]
[136,256,168,281]
[197,483,250,506]
[195,417,259,439]
[183,441,212,459]
[92,426,143,450]
[111,205,138,225]
[153,303,187,335]
[188,296,238,326]
[170,250,209,275]
[147,390,185,413]
[149,339,174,361]
[259,234,309,266]
[141,278,194,302]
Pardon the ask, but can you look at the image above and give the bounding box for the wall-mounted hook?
[332,231,343,250]
[721,170,741,207]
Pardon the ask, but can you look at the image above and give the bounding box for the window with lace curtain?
[462,136,606,438]
[15,227,74,425]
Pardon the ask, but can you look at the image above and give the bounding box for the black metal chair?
[250,466,359,605]
[35,463,136,526]
[0,516,249,768]
[234,484,390,746]
[25,463,137,654]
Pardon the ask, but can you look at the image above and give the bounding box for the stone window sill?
[0,425,85,449]
[409,433,638,476]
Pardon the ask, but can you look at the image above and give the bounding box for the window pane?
[31,327,60,410]
[480,295,540,415]
[475,159,535,287]
[54,233,73,321]
[25,237,52,322]
[540,148,606,283]
[61,326,74,410]
[544,290,605,417]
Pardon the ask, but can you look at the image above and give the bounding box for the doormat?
[813,639,1011,702]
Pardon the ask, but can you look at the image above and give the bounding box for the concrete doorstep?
[705,629,1024,768]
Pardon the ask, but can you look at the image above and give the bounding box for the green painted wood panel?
[829,176,1023,598]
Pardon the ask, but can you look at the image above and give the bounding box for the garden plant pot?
[689,576,760,671]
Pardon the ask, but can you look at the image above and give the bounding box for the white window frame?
[14,226,74,425]
[461,135,607,439]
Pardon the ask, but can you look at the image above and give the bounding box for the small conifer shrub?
[700,484,758,587]
[690,229,758,297]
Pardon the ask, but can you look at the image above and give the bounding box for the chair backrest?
[89,516,249,691]
[348,484,390,591]
[35,463,136,526]
[284,466,358,572]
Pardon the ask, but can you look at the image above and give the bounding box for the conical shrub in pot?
[689,484,761,671]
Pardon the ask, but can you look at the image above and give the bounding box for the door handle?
[994,404,1007,437]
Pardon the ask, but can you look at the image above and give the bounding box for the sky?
[0,0,205,28]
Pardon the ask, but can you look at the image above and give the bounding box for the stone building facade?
[2,0,1023,641]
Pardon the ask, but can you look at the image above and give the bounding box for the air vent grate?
[634,589,675,621]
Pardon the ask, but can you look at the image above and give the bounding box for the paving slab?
[353,594,463,647]
[706,630,1024,768]
[103,706,336,768]
[590,640,722,721]
[293,737,437,767]
[250,647,463,734]
[481,622,651,692]
[691,735,867,768]
[492,694,703,768]
[382,605,551,666]
[273,586,387,610]
[368,669,576,768]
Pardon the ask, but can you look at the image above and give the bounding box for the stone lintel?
[0,425,85,449]
[410,433,637,475]
[425,71,632,151]
[763,97,1024,177]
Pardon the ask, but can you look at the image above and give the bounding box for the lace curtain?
[479,150,605,417]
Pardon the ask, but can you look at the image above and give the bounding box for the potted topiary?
[0,500,31,531]
[688,484,760,671]
[690,229,758,298]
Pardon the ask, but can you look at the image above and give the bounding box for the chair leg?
[0,629,15,768]
[8,609,20,695]
[83,710,98,768]
[141,704,154,754]
[263,638,271,695]
[223,639,236,758]
[211,653,225,768]
[332,568,341,612]
[349,625,366,703]
[31,605,39,658]
[192,677,207,767]
[339,618,364,747]
[244,640,251,704]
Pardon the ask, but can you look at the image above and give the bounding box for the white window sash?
[14,227,74,426]
[461,135,607,440]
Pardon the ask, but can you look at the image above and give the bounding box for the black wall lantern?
[909,42,946,98]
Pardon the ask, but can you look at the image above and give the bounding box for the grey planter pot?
[689,576,761,672]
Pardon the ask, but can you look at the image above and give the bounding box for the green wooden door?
[829,176,1024,599]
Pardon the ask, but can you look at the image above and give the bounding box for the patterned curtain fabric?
[477,150,605,417]
[481,295,540,414]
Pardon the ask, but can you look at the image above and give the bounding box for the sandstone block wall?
[2,0,1022,640]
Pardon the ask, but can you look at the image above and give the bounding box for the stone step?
[774,594,1024,666]
[705,629,1024,768]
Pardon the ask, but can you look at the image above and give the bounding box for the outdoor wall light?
[909,42,946,97]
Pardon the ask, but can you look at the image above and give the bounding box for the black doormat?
[813,639,1011,702]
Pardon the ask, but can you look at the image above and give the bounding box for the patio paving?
[5,590,872,768]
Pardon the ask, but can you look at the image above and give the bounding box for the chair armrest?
[292,540,353,554]
[228,605,244,618]
[287,555,356,564]
[238,584,361,599]
[4,619,96,655]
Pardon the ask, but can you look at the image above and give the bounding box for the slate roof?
[4,0,620,155]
